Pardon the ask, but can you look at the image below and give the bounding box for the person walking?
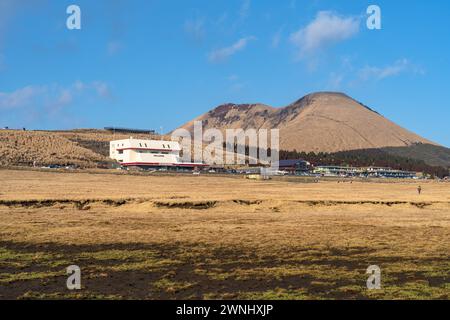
[417,185,422,195]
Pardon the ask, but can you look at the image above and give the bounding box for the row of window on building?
[137,142,172,149]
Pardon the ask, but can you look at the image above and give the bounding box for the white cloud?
[208,37,255,63]
[289,11,360,57]
[359,59,425,81]
[324,58,425,90]
[47,89,74,114]
[92,81,112,98]
[0,85,45,110]
[0,81,111,111]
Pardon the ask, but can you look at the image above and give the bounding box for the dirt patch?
[232,200,262,205]
[0,199,131,210]
[153,201,217,210]
[410,202,433,209]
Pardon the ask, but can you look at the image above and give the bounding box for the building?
[365,167,417,179]
[110,138,206,170]
[313,166,363,177]
[313,165,417,179]
[279,159,311,174]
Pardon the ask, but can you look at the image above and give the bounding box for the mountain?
[177,92,438,154]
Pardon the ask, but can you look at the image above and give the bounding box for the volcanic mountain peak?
[177,92,437,153]
[291,91,350,103]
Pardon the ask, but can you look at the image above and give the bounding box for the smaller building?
[365,167,417,179]
[279,159,311,174]
[313,166,363,177]
[313,165,418,179]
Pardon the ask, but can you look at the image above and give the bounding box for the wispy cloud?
[91,81,112,98]
[0,85,45,110]
[289,11,360,58]
[325,58,425,90]
[0,81,111,111]
[327,72,345,90]
[359,59,425,81]
[208,37,255,63]
[107,41,123,56]
[239,0,251,19]
[227,74,246,93]
[271,27,284,49]
[184,17,206,43]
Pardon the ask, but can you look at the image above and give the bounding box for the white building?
[313,166,363,177]
[110,138,206,169]
[313,165,417,179]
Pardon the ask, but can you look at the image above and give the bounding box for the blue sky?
[0,0,449,146]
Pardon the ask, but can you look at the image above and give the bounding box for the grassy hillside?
[382,143,450,168]
[281,147,449,178]
[0,129,159,168]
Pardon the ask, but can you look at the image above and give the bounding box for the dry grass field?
[0,168,449,299]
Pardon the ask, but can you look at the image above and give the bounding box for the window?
[118,150,123,155]
[139,143,142,147]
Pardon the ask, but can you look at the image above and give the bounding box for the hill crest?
[177,92,437,153]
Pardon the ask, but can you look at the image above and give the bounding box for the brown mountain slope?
[177,92,438,153]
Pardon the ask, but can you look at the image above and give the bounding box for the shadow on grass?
[0,241,448,300]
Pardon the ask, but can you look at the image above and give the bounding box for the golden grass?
[0,169,449,299]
